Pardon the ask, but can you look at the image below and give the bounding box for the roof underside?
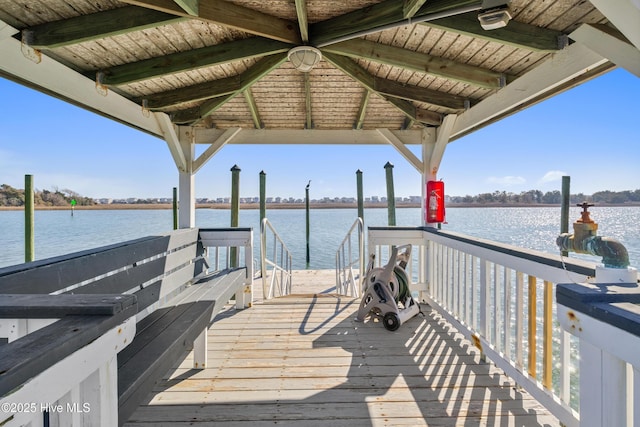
[0,0,636,144]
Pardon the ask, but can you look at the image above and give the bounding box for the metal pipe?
[172,186,178,230]
[305,180,310,267]
[356,169,364,222]
[556,202,630,268]
[557,234,630,268]
[560,176,570,257]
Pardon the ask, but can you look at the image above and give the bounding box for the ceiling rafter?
[22,6,183,49]
[138,75,242,109]
[321,50,469,111]
[354,90,371,130]
[294,0,309,43]
[404,0,429,19]
[322,38,507,89]
[243,89,264,129]
[309,0,482,47]
[303,73,313,129]
[173,0,198,16]
[324,52,442,126]
[423,12,565,52]
[171,53,288,124]
[93,37,292,86]
[120,0,301,44]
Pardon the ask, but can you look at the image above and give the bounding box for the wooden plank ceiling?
[0,0,613,132]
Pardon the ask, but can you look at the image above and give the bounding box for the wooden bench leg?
[193,329,207,369]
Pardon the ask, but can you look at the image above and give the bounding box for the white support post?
[192,329,207,369]
[421,115,456,226]
[178,127,195,229]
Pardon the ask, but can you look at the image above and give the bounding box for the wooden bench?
[0,228,252,426]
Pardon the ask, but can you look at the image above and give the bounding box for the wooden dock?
[124,270,560,426]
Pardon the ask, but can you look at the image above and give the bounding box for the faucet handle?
[576,201,595,223]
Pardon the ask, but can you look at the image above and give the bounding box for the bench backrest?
[0,228,205,316]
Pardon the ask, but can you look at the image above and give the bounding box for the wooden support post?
[259,170,266,277]
[384,162,396,226]
[305,180,310,267]
[24,174,34,262]
[230,164,240,268]
[356,169,364,222]
[560,176,570,256]
[172,186,178,230]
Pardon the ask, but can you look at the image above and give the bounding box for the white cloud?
[486,176,526,186]
[538,170,567,184]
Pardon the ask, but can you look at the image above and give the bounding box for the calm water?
[1,206,639,270]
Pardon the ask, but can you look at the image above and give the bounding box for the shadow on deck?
[124,272,559,426]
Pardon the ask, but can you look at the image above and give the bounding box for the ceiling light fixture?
[478,0,512,30]
[288,46,322,72]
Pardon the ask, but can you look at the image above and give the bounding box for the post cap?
[231,164,241,172]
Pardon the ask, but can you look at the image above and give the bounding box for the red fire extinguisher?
[426,180,445,223]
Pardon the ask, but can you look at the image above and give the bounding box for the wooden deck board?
[124,270,560,427]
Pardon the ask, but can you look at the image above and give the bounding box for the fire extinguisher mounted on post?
[426,180,445,223]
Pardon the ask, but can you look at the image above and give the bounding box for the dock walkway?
[125,270,559,426]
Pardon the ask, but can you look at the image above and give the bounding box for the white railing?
[367,226,601,427]
[198,227,254,309]
[260,218,292,299]
[335,217,365,297]
[557,266,639,427]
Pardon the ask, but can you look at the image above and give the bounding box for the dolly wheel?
[383,312,400,331]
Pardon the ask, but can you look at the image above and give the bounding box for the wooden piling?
[305,180,310,267]
[172,187,178,230]
[384,162,396,226]
[560,176,570,257]
[24,174,34,262]
[356,169,364,222]
[259,171,266,224]
[230,165,241,267]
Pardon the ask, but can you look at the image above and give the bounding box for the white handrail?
[260,218,292,299]
[367,226,600,427]
[335,217,364,297]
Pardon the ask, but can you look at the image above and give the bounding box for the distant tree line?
[448,189,640,205]
[0,184,95,207]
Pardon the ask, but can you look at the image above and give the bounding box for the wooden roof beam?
[243,89,264,129]
[171,54,288,124]
[121,0,301,44]
[173,0,198,16]
[324,52,442,126]
[423,12,565,52]
[94,37,291,86]
[22,6,183,49]
[354,90,371,130]
[322,38,506,89]
[451,42,612,140]
[404,0,429,19]
[295,0,309,43]
[303,73,313,129]
[321,50,470,110]
[570,24,640,78]
[139,75,243,109]
[310,0,481,47]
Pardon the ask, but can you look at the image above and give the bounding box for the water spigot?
[557,203,630,268]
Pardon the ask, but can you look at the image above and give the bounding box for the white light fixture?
[287,46,322,72]
[478,0,512,30]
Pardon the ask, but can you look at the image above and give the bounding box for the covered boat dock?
[1,1,639,426]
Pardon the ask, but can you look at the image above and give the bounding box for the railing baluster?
[516,271,524,369]
[504,267,512,359]
[543,280,553,389]
[528,275,537,380]
[494,263,500,350]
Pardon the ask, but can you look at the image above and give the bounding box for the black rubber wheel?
[383,312,400,331]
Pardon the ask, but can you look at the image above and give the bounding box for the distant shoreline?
[2,202,639,211]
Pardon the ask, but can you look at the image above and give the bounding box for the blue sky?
[0,68,638,200]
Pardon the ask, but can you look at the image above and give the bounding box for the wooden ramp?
[124,270,560,426]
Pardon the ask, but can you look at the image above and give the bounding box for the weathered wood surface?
[124,269,560,426]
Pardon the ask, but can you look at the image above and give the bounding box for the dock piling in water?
[230,165,241,267]
[24,174,34,262]
[356,169,364,222]
[560,176,570,257]
[384,162,396,226]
